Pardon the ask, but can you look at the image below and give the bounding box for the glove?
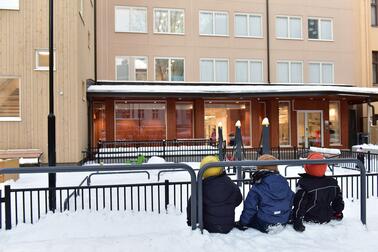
[293,219,305,232]
[333,212,343,221]
[234,221,248,231]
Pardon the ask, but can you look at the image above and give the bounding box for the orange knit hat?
[304,152,327,177]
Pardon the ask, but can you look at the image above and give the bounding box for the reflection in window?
[115,101,166,141]
[329,101,341,145]
[279,102,290,146]
[200,11,228,36]
[116,56,147,81]
[0,78,20,119]
[154,9,184,34]
[155,58,184,81]
[176,103,193,139]
[308,18,333,40]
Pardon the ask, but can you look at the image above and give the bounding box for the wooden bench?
[0,149,43,166]
[0,159,19,182]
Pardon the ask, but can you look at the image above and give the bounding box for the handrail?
[0,163,198,230]
[86,171,151,186]
[197,158,366,233]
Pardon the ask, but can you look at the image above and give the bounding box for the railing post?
[367,151,371,173]
[163,140,166,160]
[294,146,298,159]
[164,179,169,211]
[4,185,11,230]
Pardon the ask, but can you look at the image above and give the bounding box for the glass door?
[297,111,323,148]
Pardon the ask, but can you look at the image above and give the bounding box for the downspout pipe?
[367,102,375,144]
[368,103,375,125]
[266,0,271,84]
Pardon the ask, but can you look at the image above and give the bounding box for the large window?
[116,56,147,81]
[279,102,290,146]
[155,58,184,81]
[276,16,302,39]
[235,60,263,83]
[200,59,228,82]
[308,18,333,40]
[199,11,228,36]
[0,78,20,120]
[329,101,341,145]
[309,62,334,84]
[115,6,147,33]
[0,0,19,10]
[115,101,166,141]
[93,102,106,145]
[154,8,184,34]
[205,101,251,146]
[276,61,303,83]
[373,52,378,84]
[176,103,193,139]
[234,13,262,37]
[35,49,56,71]
[372,0,378,26]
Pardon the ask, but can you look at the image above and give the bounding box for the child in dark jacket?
[187,156,243,234]
[292,152,345,232]
[237,154,294,233]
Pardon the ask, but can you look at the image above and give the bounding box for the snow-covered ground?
[0,160,376,252]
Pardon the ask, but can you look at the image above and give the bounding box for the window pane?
[250,61,263,82]
[170,10,184,33]
[200,60,214,81]
[0,0,19,10]
[372,6,377,26]
[290,62,302,83]
[131,8,146,32]
[200,12,213,34]
[215,61,228,82]
[250,15,262,37]
[329,102,340,145]
[309,63,321,83]
[115,8,130,32]
[322,63,333,83]
[154,10,168,33]
[215,13,228,35]
[0,78,20,118]
[277,62,289,83]
[235,15,248,36]
[155,59,169,81]
[176,103,193,139]
[135,57,147,81]
[289,17,301,39]
[171,59,184,81]
[279,102,290,146]
[320,20,332,40]
[116,57,129,80]
[276,17,288,38]
[236,61,248,82]
[308,19,319,39]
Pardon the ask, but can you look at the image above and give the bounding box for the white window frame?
[234,13,263,38]
[0,77,21,122]
[308,62,335,84]
[199,10,229,37]
[275,15,303,40]
[308,17,334,41]
[154,57,185,82]
[115,6,148,33]
[0,0,19,10]
[276,60,303,83]
[235,59,264,83]
[153,8,185,35]
[34,49,56,71]
[278,100,291,147]
[115,56,148,81]
[200,58,229,82]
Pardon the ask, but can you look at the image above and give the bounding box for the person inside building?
[291,152,345,232]
[235,154,294,233]
[186,156,242,233]
[210,128,217,146]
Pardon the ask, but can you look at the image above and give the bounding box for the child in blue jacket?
[236,154,294,233]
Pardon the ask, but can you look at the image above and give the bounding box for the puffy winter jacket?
[240,171,294,227]
[292,173,344,224]
[187,173,242,233]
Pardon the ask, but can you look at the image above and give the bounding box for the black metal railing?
[83,139,224,164]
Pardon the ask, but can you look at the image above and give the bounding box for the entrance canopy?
[88,81,378,104]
